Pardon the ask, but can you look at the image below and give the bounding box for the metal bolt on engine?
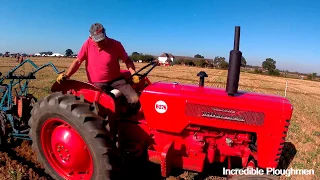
[226,138,233,146]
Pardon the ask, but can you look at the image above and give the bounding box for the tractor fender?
[51,80,116,115]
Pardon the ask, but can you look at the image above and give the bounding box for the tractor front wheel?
[29,92,114,180]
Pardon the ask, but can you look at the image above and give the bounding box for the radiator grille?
[275,119,290,162]
[185,103,265,126]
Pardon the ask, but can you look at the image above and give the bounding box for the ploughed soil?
[0,139,51,180]
[0,138,228,180]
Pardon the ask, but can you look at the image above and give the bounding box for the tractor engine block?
[147,126,254,176]
[186,127,252,165]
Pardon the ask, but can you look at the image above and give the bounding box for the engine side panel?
[140,82,292,133]
[140,82,293,169]
[139,82,187,132]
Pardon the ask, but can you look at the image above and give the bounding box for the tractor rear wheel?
[29,92,114,180]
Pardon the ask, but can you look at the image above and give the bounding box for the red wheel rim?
[40,118,94,180]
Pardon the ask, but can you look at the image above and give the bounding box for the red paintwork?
[51,79,116,116]
[14,95,34,118]
[49,69,293,177]
[145,125,253,176]
[14,96,24,118]
[40,118,93,180]
[140,82,293,170]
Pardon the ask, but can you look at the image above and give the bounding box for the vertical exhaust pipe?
[226,26,242,96]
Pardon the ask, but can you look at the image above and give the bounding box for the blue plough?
[0,59,64,141]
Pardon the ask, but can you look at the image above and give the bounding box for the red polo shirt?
[77,37,129,83]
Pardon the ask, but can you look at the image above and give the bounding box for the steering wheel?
[129,60,159,82]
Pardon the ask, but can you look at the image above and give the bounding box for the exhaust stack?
[226,26,242,96]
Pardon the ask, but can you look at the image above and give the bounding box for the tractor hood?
[139,81,293,134]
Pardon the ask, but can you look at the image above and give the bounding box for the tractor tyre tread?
[29,91,114,180]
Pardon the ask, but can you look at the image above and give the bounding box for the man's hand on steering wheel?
[129,60,159,84]
[132,75,140,83]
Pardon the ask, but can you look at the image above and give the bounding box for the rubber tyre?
[28,92,113,180]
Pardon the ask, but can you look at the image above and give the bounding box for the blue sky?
[0,0,319,74]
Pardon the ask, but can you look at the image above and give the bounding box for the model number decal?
[185,103,265,126]
[155,100,167,114]
[202,112,245,122]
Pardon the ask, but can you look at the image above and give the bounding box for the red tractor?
[28,26,293,180]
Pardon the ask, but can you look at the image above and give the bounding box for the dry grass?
[0,57,319,180]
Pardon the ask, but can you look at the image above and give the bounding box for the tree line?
[128,52,318,80]
[1,49,318,81]
[129,52,246,69]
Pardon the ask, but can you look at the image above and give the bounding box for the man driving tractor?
[56,22,140,115]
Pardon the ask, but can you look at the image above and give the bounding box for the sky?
[0,0,319,74]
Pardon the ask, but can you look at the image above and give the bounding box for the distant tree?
[268,69,280,76]
[140,54,155,62]
[262,58,276,72]
[173,58,190,65]
[65,49,73,57]
[183,59,196,66]
[213,56,231,69]
[213,56,226,66]
[219,61,229,69]
[129,53,154,62]
[194,59,208,67]
[307,73,317,80]
[313,72,317,77]
[241,56,247,67]
[254,68,263,74]
[0,53,3,57]
[131,52,140,56]
[194,54,204,58]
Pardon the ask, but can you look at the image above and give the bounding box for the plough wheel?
[29,92,113,180]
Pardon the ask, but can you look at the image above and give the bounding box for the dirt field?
[0,57,319,180]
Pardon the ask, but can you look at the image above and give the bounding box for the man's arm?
[65,59,83,78]
[124,57,136,75]
[118,42,136,75]
[65,40,88,78]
